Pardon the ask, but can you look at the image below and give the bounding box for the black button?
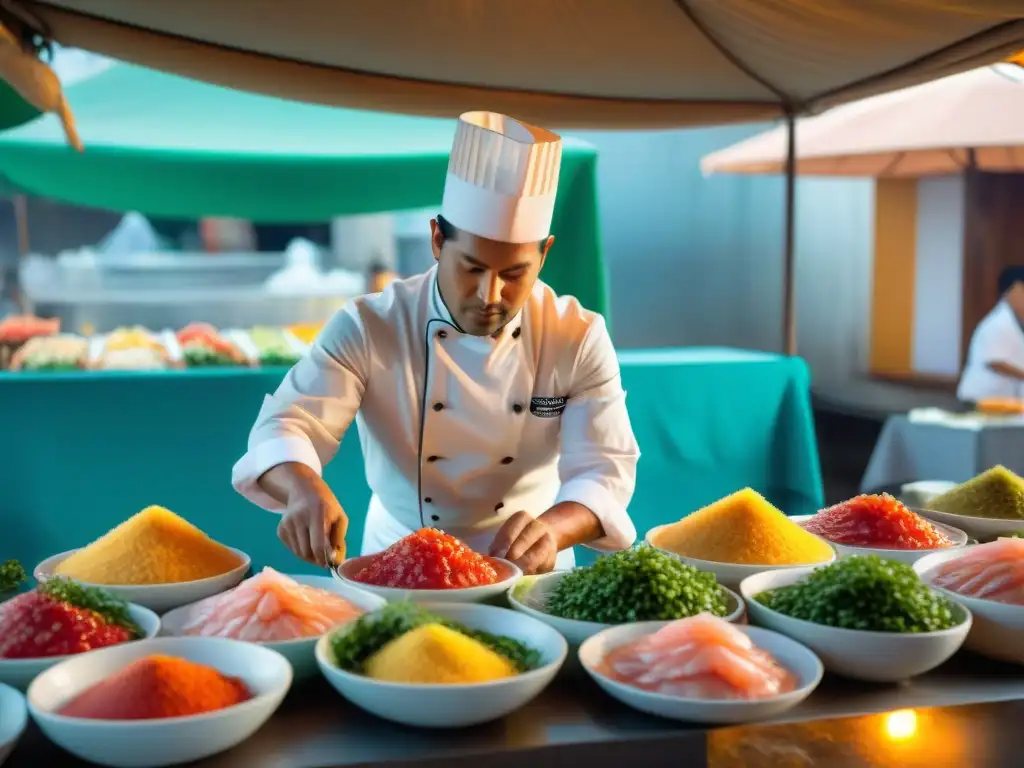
[511,327,521,339]
[512,403,523,414]
[431,514,440,522]
[437,330,447,339]
[501,456,514,465]
[424,497,432,503]
[432,402,444,412]
[494,502,504,511]
[427,455,440,462]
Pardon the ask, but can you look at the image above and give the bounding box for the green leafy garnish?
[184,348,239,367]
[40,577,142,637]
[544,545,729,624]
[755,555,960,633]
[0,559,26,594]
[330,602,540,674]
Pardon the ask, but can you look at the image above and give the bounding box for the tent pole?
[782,111,797,356]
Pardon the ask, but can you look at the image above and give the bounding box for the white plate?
[507,571,746,646]
[35,548,251,613]
[789,514,969,565]
[914,507,1024,542]
[333,554,521,603]
[160,574,386,681]
[645,525,835,590]
[0,684,27,766]
[27,637,292,768]
[900,481,957,508]
[0,603,160,691]
[316,602,566,728]
[579,622,822,724]
[915,548,1024,666]
[740,566,972,682]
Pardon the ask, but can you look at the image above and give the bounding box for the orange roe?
[802,494,952,550]
[59,655,251,720]
[352,528,500,589]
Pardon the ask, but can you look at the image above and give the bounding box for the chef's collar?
[429,269,522,341]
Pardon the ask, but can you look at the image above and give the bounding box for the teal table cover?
[0,348,822,574]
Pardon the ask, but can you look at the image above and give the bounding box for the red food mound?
[802,494,952,550]
[352,528,500,589]
[59,655,251,720]
[0,591,135,659]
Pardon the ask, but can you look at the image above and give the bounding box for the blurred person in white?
[232,111,639,575]
[958,266,1024,404]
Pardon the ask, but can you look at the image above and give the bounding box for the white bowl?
[914,507,1024,542]
[0,603,160,691]
[645,524,836,590]
[915,548,1024,665]
[901,480,957,508]
[27,637,292,767]
[159,574,387,681]
[316,602,566,728]
[0,684,27,766]
[789,514,969,565]
[507,571,746,646]
[34,548,251,613]
[333,554,521,603]
[578,622,823,724]
[740,567,971,682]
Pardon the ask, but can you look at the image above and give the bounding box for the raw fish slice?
[657,675,747,700]
[633,644,787,698]
[642,612,754,654]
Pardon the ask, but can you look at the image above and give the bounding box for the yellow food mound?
[55,505,244,585]
[652,488,834,566]
[928,465,1024,521]
[364,624,517,684]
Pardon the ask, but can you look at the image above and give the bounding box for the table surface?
[8,653,1024,768]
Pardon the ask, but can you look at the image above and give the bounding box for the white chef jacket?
[232,267,640,568]
[958,301,1024,402]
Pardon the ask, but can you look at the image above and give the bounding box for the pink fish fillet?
[928,538,1024,606]
[600,613,796,700]
[178,567,364,641]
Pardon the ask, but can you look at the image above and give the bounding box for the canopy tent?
[0,63,608,315]
[700,65,1024,177]
[13,1,1023,129]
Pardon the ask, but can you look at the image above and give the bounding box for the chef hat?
[440,111,562,244]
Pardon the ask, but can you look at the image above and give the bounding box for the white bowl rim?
[915,548,1024,612]
[507,571,746,626]
[28,638,292,726]
[335,555,523,596]
[742,571,974,639]
[0,602,160,666]
[789,514,970,552]
[913,505,1024,526]
[160,573,385,649]
[645,525,836,569]
[579,622,825,706]
[34,547,252,589]
[315,602,567,692]
[0,682,27,742]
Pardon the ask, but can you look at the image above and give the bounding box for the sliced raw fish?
[926,538,1024,606]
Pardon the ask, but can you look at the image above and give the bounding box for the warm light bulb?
[884,709,918,741]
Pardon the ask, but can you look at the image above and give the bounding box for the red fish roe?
[802,494,952,550]
[0,589,135,659]
[59,655,251,720]
[352,528,500,589]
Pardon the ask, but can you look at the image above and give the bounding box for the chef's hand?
[489,511,558,575]
[277,473,348,568]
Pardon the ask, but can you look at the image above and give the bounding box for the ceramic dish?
[0,683,27,766]
[789,514,968,565]
[914,507,1024,543]
[34,549,251,613]
[332,555,521,604]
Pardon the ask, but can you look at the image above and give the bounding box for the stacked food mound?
[755,556,961,633]
[802,494,952,550]
[248,326,301,367]
[0,314,59,369]
[925,538,1024,605]
[100,326,171,370]
[58,655,251,720]
[9,334,89,372]
[928,466,1024,520]
[652,488,833,565]
[0,578,142,658]
[56,505,244,585]
[351,528,499,590]
[599,614,796,700]
[177,323,247,368]
[331,603,540,684]
[542,546,729,623]
[173,567,364,641]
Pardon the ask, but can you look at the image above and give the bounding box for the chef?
[232,111,640,574]
[958,266,1024,404]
